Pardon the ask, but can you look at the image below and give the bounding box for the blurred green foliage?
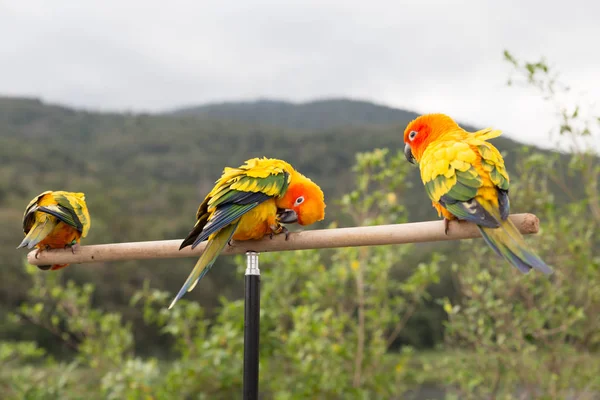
[1,149,442,399]
[0,52,598,398]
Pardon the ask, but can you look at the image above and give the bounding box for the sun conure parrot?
[403,113,552,275]
[17,190,91,271]
[169,157,326,309]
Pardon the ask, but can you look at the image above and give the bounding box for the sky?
[1,0,599,149]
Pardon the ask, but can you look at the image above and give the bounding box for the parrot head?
[278,173,326,226]
[403,113,461,164]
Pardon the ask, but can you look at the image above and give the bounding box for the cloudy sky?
[1,0,599,148]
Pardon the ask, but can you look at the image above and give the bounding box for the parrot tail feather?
[478,219,553,275]
[17,219,57,249]
[168,222,239,310]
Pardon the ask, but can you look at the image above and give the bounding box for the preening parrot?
[169,157,326,309]
[402,113,552,275]
[17,190,91,271]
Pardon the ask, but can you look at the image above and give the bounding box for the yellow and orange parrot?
[403,113,552,274]
[17,190,91,271]
[169,157,326,309]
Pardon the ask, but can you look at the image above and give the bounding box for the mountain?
[170,98,420,131]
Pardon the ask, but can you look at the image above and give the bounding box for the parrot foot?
[35,245,51,259]
[268,225,290,240]
[69,243,80,254]
[227,240,234,247]
[270,226,290,240]
[444,218,451,235]
[282,226,290,241]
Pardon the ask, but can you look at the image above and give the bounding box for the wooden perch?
[26,213,540,266]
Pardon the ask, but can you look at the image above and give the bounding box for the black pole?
[243,251,260,400]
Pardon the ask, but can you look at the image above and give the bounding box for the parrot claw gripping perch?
[34,246,48,259]
[269,225,290,241]
[65,243,80,254]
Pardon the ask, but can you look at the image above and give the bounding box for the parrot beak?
[277,209,298,224]
[404,143,416,164]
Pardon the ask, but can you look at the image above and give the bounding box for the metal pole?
[243,251,260,400]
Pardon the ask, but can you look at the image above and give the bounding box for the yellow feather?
[450,159,469,171]
[474,128,502,141]
[262,181,275,196]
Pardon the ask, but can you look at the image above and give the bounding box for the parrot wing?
[22,191,53,234]
[37,192,91,236]
[421,141,503,228]
[17,218,59,249]
[55,191,91,237]
[476,141,510,220]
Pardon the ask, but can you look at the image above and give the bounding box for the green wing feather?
[52,192,91,236]
[478,143,510,191]
[208,171,290,208]
[37,204,81,230]
[424,167,481,203]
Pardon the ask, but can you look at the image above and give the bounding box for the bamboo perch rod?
[26,213,540,266]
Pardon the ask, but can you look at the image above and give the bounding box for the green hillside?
[170,98,420,130]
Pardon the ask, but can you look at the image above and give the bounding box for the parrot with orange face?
[169,157,326,309]
[403,113,552,275]
[17,190,91,271]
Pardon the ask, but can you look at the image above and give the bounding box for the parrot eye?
[294,196,304,206]
[408,131,418,141]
